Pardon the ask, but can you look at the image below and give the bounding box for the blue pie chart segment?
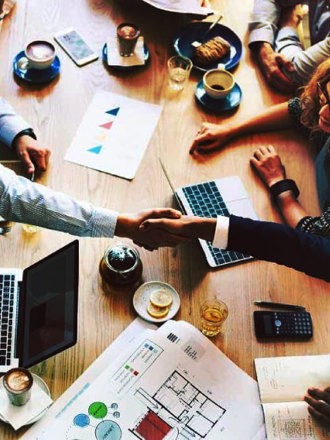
[95,420,122,440]
[73,413,90,428]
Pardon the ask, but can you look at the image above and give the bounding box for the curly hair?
[300,59,330,136]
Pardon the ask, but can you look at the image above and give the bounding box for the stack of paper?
[23,319,265,439]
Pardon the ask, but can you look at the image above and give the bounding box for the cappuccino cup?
[203,65,235,99]
[18,40,56,71]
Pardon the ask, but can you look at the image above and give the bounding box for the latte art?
[27,41,55,61]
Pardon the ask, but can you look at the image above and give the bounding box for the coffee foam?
[27,42,54,60]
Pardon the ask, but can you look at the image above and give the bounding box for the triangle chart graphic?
[99,121,114,130]
[87,145,102,154]
[105,107,120,116]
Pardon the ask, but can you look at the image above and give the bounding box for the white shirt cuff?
[212,216,230,249]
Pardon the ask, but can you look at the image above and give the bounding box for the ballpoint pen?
[254,300,306,312]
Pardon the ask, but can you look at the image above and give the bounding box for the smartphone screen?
[55,29,98,65]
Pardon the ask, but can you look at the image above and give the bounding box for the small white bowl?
[203,68,235,99]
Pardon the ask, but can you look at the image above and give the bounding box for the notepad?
[255,355,330,440]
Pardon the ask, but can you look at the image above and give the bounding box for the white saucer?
[0,373,51,425]
[133,281,180,323]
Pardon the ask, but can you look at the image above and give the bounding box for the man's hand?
[13,135,50,176]
[304,387,330,427]
[140,215,217,242]
[250,146,286,187]
[115,208,189,251]
[189,122,233,155]
[255,42,296,93]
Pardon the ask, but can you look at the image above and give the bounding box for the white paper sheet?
[65,91,162,180]
[107,36,145,67]
[28,320,265,440]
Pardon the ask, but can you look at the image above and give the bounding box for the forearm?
[226,102,292,140]
[0,165,118,237]
[275,190,308,228]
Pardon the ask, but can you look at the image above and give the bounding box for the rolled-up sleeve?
[248,0,281,47]
[0,98,32,148]
[0,164,118,237]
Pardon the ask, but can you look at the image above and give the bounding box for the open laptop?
[0,240,79,373]
[160,160,258,268]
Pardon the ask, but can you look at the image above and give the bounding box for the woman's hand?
[189,122,233,155]
[250,146,286,187]
[304,386,330,427]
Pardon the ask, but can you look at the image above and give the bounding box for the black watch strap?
[12,128,37,146]
[270,179,300,200]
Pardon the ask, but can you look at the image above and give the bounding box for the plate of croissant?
[173,21,242,72]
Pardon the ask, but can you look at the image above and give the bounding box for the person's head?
[301,59,330,135]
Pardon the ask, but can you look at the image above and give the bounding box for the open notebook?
[255,355,330,440]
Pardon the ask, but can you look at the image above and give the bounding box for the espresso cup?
[117,23,140,57]
[203,65,235,100]
[3,368,33,406]
[17,40,56,71]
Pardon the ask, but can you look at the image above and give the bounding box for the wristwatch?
[270,179,300,200]
[12,128,37,147]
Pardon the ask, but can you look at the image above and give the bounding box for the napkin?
[107,36,145,67]
[0,380,53,430]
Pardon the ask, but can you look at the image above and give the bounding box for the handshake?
[115,208,217,251]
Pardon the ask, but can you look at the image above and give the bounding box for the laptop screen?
[17,240,79,369]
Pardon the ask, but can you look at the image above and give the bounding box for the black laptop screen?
[17,240,79,369]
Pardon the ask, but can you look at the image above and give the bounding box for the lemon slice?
[150,289,173,308]
[147,302,169,318]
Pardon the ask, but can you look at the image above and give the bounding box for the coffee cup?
[117,23,140,57]
[203,65,235,99]
[17,40,56,71]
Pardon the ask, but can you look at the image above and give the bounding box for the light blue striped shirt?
[0,98,118,237]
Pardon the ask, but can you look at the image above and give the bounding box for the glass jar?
[99,243,143,286]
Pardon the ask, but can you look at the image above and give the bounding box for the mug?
[17,40,56,71]
[203,64,235,99]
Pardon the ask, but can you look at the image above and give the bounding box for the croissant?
[194,36,231,66]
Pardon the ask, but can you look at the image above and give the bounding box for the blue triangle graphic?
[106,107,120,116]
[87,145,102,154]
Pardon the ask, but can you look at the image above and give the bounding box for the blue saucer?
[13,51,61,83]
[195,80,242,112]
[102,43,150,70]
[174,22,242,72]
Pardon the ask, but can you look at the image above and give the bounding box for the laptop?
[0,240,79,373]
[160,160,258,268]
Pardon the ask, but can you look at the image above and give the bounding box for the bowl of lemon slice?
[133,281,180,323]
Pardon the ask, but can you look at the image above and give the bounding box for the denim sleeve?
[0,98,32,148]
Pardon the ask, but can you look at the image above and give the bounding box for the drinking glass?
[168,55,192,91]
[200,298,228,337]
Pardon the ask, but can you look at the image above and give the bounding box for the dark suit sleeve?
[227,215,330,282]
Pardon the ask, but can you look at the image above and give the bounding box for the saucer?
[195,80,242,112]
[13,51,61,83]
[133,281,180,323]
[174,21,243,72]
[0,373,51,426]
[102,43,150,70]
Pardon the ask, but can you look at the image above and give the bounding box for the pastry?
[194,36,231,66]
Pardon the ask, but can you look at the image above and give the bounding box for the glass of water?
[168,55,192,91]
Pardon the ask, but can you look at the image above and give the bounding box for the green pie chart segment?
[88,402,108,419]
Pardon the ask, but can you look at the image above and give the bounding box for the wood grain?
[0,0,329,438]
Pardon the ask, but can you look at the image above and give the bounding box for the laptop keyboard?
[0,274,16,366]
[182,181,252,267]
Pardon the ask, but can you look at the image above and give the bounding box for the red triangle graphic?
[99,121,114,130]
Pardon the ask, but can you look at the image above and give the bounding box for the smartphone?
[54,28,98,66]
[253,311,313,339]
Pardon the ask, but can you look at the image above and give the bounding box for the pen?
[254,300,306,312]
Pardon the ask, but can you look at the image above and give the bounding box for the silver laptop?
[176,176,258,268]
[0,240,79,373]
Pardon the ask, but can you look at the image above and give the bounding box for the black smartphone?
[254,311,313,339]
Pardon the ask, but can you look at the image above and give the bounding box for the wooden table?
[0,0,329,437]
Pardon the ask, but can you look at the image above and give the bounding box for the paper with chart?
[36,321,264,440]
[65,91,162,179]
[255,355,330,440]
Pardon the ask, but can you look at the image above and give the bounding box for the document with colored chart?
[29,320,265,440]
[255,355,330,440]
[65,91,162,180]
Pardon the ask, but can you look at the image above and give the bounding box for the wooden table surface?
[0,0,329,437]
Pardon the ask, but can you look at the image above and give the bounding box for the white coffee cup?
[17,40,56,71]
[203,64,235,99]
